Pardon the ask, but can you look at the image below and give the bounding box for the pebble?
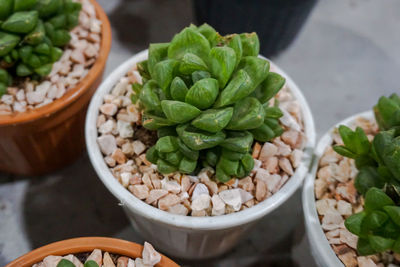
[168,204,189,215]
[129,184,149,200]
[100,103,118,116]
[146,189,168,204]
[142,242,161,266]
[191,183,209,201]
[158,193,180,211]
[219,189,242,211]
[97,135,117,155]
[211,194,226,216]
[117,120,134,138]
[191,194,211,211]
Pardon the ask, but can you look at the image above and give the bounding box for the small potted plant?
[86,24,315,259]
[5,237,179,267]
[303,93,400,266]
[0,0,111,175]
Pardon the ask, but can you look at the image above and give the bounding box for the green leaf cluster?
[0,0,82,96]
[345,188,400,255]
[56,259,99,267]
[135,24,285,182]
[333,94,400,200]
[332,93,400,255]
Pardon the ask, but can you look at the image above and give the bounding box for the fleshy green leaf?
[251,72,285,104]
[191,107,233,133]
[383,206,400,227]
[333,145,357,158]
[146,146,158,164]
[0,0,13,20]
[155,136,179,153]
[84,260,99,267]
[213,69,253,108]
[170,76,188,102]
[220,131,253,153]
[345,211,366,236]
[2,11,39,33]
[354,166,383,195]
[177,124,225,150]
[191,70,211,83]
[139,80,162,112]
[357,238,376,256]
[364,188,394,212]
[168,27,210,61]
[179,53,208,75]
[177,138,199,161]
[198,23,219,47]
[209,46,236,88]
[250,122,278,142]
[153,59,179,93]
[142,112,175,130]
[161,100,201,123]
[218,156,239,176]
[185,78,219,110]
[157,158,177,174]
[237,56,269,90]
[368,235,395,253]
[363,210,388,230]
[225,34,242,68]
[226,97,265,130]
[239,32,259,57]
[56,259,75,267]
[179,156,197,173]
[0,31,21,57]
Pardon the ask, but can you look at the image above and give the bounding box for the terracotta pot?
[5,237,180,267]
[0,0,112,176]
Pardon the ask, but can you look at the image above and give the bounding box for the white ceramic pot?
[86,50,316,259]
[302,111,373,267]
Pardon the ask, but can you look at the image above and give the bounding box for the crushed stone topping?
[0,0,101,115]
[314,117,400,267]
[96,65,306,216]
[32,242,161,267]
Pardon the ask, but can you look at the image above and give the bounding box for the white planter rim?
[86,49,316,230]
[302,110,374,267]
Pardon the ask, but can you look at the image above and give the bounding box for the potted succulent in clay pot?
[0,0,111,175]
[5,237,179,267]
[86,24,315,259]
[303,93,400,267]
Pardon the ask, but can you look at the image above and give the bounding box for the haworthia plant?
[56,259,100,267]
[333,93,400,255]
[133,24,286,182]
[0,0,82,96]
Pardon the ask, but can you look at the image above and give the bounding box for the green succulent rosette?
[133,24,286,182]
[0,0,82,96]
[332,93,400,256]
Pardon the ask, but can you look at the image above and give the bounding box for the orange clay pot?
[0,0,112,176]
[5,237,180,267]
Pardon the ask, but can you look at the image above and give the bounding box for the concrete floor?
[1,0,400,266]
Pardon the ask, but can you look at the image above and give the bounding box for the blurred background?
[1,0,399,266]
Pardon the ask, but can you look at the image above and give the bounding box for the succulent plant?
[374,93,400,131]
[133,24,286,182]
[0,0,82,95]
[333,93,400,255]
[333,94,400,200]
[57,258,99,267]
[345,188,400,255]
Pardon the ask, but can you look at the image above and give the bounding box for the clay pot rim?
[0,0,112,126]
[5,237,180,267]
